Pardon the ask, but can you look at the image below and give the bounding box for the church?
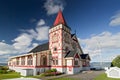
[8,10,90,76]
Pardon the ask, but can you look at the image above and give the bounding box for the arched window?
[16,58,19,65]
[41,55,47,66]
[21,57,25,65]
[27,55,33,65]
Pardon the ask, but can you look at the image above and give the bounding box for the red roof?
[53,10,67,26]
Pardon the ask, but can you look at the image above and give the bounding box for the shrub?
[45,69,57,73]
[112,55,120,68]
[51,69,57,72]
[1,66,9,70]
[7,70,15,73]
[0,70,3,74]
[45,69,52,73]
[0,70,8,74]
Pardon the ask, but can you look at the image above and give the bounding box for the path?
[66,70,104,80]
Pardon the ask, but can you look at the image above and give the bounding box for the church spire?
[53,9,67,26]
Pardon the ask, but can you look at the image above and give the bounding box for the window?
[21,57,25,65]
[53,60,55,65]
[41,55,47,66]
[74,60,78,65]
[16,58,19,65]
[52,58,58,65]
[54,47,57,51]
[82,61,86,67]
[56,59,58,65]
[27,56,33,65]
[43,56,47,66]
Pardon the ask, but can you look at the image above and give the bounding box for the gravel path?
[66,70,104,80]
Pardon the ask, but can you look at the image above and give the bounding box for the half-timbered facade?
[8,10,90,76]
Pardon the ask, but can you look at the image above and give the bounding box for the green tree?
[112,55,120,68]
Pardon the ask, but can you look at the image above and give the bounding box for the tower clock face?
[52,33,58,42]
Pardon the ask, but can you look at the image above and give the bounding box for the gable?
[74,53,80,58]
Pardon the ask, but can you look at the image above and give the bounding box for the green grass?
[0,72,21,79]
[94,73,120,80]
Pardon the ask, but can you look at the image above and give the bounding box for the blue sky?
[0,0,120,63]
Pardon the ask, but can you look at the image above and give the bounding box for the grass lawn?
[0,72,21,79]
[94,73,120,80]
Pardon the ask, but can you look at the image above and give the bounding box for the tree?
[112,55,120,68]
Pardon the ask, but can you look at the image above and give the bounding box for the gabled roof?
[64,51,76,58]
[80,54,90,60]
[53,9,67,26]
[29,42,49,53]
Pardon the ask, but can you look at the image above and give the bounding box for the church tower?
[49,10,72,72]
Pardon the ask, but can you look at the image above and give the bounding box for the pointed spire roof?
[53,9,67,26]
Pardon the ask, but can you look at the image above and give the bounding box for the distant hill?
[90,62,111,68]
[0,63,7,66]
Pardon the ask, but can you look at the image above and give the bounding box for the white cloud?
[0,19,49,60]
[13,19,49,51]
[37,19,45,26]
[36,26,49,41]
[0,42,17,55]
[44,0,65,15]
[79,31,120,62]
[13,33,33,50]
[109,11,120,26]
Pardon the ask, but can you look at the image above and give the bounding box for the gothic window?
[74,60,78,65]
[56,59,58,65]
[16,58,19,65]
[82,61,86,67]
[41,55,47,66]
[27,56,33,65]
[43,56,47,66]
[21,57,25,65]
[52,58,58,65]
[74,58,79,65]
[53,59,55,65]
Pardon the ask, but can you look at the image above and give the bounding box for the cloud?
[78,31,120,62]
[37,19,45,26]
[36,27,49,41]
[109,11,120,26]
[44,0,66,15]
[13,33,33,50]
[13,19,49,51]
[0,42,17,55]
[0,19,49,62]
